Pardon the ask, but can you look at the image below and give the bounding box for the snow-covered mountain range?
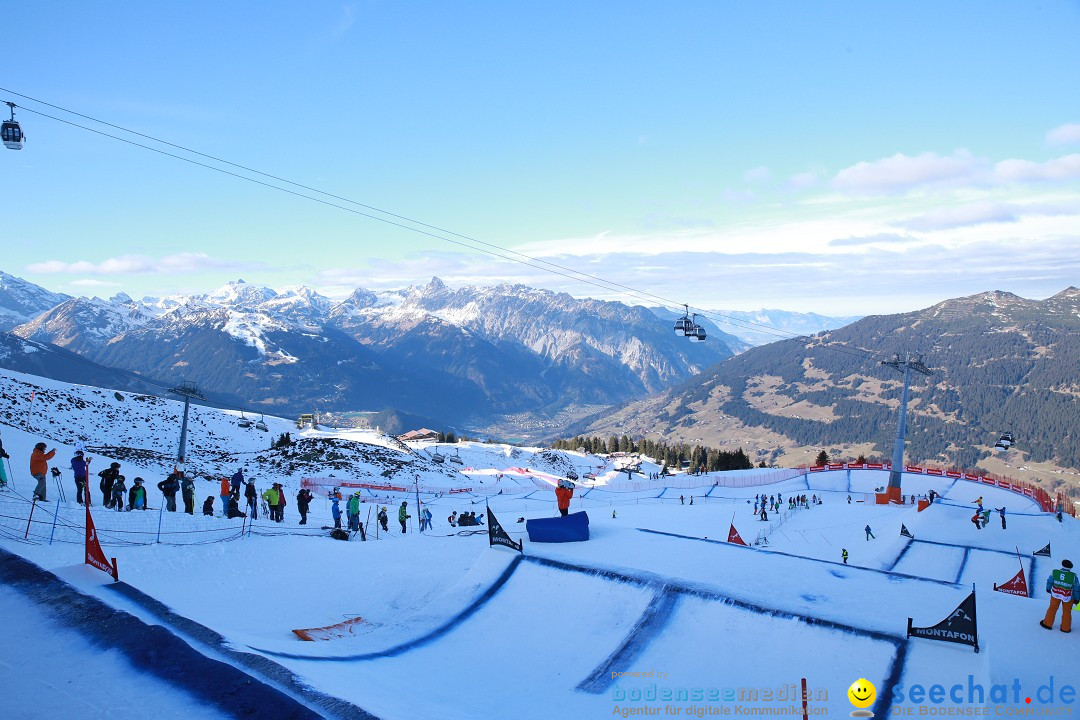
[0,271,71,331]
[3,274,738,427]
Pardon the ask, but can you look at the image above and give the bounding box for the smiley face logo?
[848,678,876,714]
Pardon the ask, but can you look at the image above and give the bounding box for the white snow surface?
[1,369,1079,719]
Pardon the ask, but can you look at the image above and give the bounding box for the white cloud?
[27,252,267,275]
[830,149,1080,196]
[994,154,1080,183]
[332,4,356,37]
[787,171,819,190]
[69,279,122,287]
[831,150,986,195]
[828,233,918,247]
[317,235,1080,316]
[897,199,1080,231]
[743,166,771,184]
[897,201,1018,231]
[1046,123,1080,147]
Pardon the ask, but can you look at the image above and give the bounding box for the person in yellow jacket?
[262,485,280,522]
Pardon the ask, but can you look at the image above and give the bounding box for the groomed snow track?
[245,551,908,717]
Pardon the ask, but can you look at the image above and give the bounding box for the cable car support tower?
[170,380,206,474]
[881,353,933,502]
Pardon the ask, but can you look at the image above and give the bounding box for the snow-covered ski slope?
[1,367,1079,720]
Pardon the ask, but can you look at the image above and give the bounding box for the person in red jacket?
[555,479,575,517]
[219,477,231,518]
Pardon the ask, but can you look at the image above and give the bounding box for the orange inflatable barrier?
[292,616,371,641]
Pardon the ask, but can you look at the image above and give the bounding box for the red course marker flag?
[727,522,748,546]
[85,503,118,581]
[993,547,1028,597]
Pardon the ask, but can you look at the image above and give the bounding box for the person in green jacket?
[842,548,849,564]
[398,501,410,534]
[1040,559,1078,633]
[347,492,361,532]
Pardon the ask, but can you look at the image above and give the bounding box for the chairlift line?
[1,88,889,364]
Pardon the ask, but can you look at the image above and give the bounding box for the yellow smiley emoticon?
[848,678,876,709]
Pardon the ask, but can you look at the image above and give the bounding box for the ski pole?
[49,500,60,545]
[25,499,37,539]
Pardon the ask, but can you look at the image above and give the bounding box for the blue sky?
[4,1,1079,316]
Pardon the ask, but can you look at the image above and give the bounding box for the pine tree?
[815,450,829,466]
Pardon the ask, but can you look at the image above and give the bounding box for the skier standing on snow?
[98,462,120,507]
[30,442,56,502]
[296,487,312,525]
[219,477,231,518]
[330,496,342,529]
[996,507,1006,530]
[262,484,280,522]
[448,510,457,527]
[158,470,180,512]
[230,468,244,496]
[378,506,388,532]
[71,450,90,505]
[0,434,8,489]
[273,483,286,522]
[245,479,258,519]
[181,473,195,514]
[347,492,361,532]
[110,475,126,511]
[398,501,410,533]
[556,480,574,517]
[420,506,432,532]
[864,524,875,541]
[1040,559,1078,633]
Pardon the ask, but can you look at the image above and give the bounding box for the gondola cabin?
[2,103,23,150]
[1,120,23,150]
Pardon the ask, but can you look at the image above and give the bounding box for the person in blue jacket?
[71,450,90,505]
[331,496,342,529]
